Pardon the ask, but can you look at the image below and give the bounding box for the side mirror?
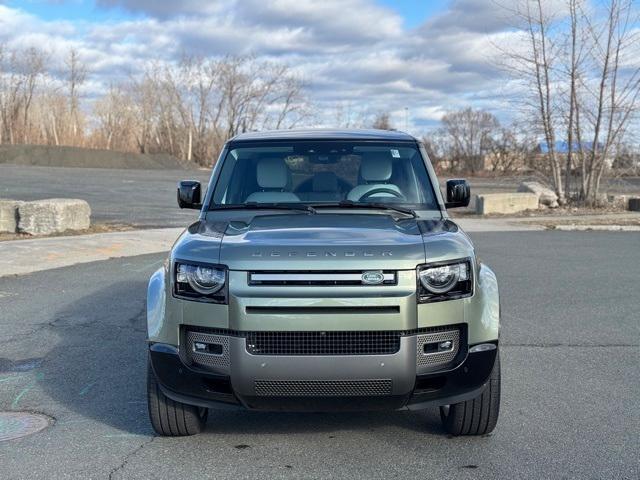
[177,180,202,209]
[445,179,470,208]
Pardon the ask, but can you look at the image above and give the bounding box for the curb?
[551,225,640,231]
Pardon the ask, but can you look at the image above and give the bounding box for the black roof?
[229,128,417,143]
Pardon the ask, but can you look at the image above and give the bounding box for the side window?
[213,154,247,205]
[409,152,435,206]
[230,159,254,204]
[212,154,236,205]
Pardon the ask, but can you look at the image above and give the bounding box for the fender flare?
[147,267,166,340]
[477,263,500,339]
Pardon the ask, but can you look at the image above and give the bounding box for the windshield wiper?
[210,202,316,214]
[310,200,416,218]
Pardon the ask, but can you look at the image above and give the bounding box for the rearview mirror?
[445,179,470,208]
[177,180,202,209]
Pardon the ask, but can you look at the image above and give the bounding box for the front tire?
[147,359,208,436]
[440,354,500,436]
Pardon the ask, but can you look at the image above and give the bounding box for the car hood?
[218,214,425,270]
[172,214,474,271]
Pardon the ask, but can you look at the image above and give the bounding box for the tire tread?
[147,359,207,436]
[440,354,500,436]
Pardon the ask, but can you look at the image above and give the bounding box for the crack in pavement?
[0,302,147,346]
[108,436,156,480]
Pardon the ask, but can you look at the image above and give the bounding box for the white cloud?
[96,0,226,18]
[0,0,533,134]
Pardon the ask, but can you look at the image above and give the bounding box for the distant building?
[537,141,614,168]
[538,141,602,154]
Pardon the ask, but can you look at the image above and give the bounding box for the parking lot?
[1,230,638,479]
[0,164,209,228]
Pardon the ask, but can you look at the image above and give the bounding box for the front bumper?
[149,336,498,412]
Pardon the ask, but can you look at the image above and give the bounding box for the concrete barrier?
[518,181,559,208]
[18,199,91,235]
[0,199,23,233]
[476,193,539,215]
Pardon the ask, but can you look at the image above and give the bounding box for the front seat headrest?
[256,158,288,190]
[360,153,393,183]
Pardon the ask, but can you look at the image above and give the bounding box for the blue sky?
[1,0,521,133]
[11,0,448,26]
[377,0,449,27]
[7,0,131,22]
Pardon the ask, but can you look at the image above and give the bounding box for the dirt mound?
[0,144,193,170]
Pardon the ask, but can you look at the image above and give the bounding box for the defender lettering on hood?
[250,250,393,257]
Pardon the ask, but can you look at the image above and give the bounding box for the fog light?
[193,342,223,355]
[469,343,496,353]
[424,340,454,354]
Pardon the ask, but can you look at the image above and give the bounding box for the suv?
[146,129,500,436]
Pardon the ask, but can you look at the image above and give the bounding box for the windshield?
[210,141,439,210]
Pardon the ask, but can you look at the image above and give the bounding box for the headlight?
[417,259,473,302]
[174,261,227,302]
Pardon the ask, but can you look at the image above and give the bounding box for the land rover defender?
[146,129,500,436]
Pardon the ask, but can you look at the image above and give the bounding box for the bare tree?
[273,74,309,129]
[331,102,369,129]
[439,108,500,174]
[110,56,311,166]
[66,48,87,144]
[578,0,639,203]
[422,131,449,172]
[19,48,46,143]
[0,45,47,145]
[93,84,137,151]
[500,0,639,205]
[489,124,536,173]
[525,0,566,202]
[0,46,312,165]
[562,0,583,196]
[0,44,21,144]
[372,112,393,130]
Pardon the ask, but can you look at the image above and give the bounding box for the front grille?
[248,271,397,286]
[246,331,401,356]
[254,379,392,396]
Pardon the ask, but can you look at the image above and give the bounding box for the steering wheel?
[358,187,406,201]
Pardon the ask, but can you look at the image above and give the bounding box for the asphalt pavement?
[0,164,210,227]
[0,231,638,479]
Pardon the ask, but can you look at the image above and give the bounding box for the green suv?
[146,129,500,436]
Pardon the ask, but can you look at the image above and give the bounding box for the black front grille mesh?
[254,379,393,396]
[246,331,401,355]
